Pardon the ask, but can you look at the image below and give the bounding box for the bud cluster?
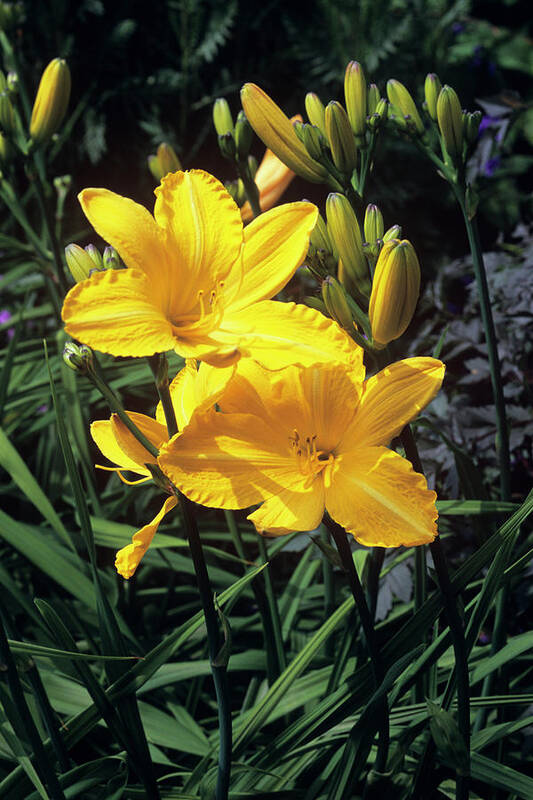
[65,243,121,284]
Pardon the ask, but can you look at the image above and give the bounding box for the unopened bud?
[367,84,380,115]
[364,204,384,244]
[158,142,181,176]
[29,58,71,145]
[383,224,401,242]
[464,110,482,145]
[386,79,424,136]
[241,83,328,183]
[367,98,388,131]
[424,73,441,121]
[84,244,102,268]
[218,131,236,160]
[325,101,357,175]
[247,154,258,178]
[103,245,121,270]
[369,239,421,348]
[0,90,16,134]
[322,276,354,331]
[235,110,253,161]
[302,123,327,161]
[305,92,326,136]
[63,342,93,373]
[344,61,367,137]
[326,193,369,295]
[309,212,332,253]
[212,98,233,137]
[65,244,96,283]
[6,71,18,95]
[437,85,463,158]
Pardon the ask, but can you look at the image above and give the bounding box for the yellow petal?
[110,412,168,466]
[248,479,325,536]
[219,358,365,453]
[225,202,318,312]
[115,495,178,579]
[62,268,176,357]
[153,170,243,313]
[78,188,168,282]
[158,410,303,510]
[338,357,445,451]
[90,419,151,476]
[326,447,438,547]
[155,359,236,431]
[240,148,296,223]
[219,300,356,369]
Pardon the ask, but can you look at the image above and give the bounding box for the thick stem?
[325,516,389,774]
[237,161,261,218]
[149,354,232,799]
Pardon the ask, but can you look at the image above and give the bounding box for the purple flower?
[0,309,11,325]
[479,115,494,134]
[484,156,501,177]
[452,22,464,34]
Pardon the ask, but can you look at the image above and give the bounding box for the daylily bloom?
[62,169,354,369]
[158,354,445,546]
[241,147,296,223]
[92,360,234,578]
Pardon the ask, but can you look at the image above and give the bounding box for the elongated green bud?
[84,244,102,268]
[0,90,16,134]
[65,244,97,283]
[218,132,236,160]
[302,123,327,161]
[158,142,181,176]
[213,98,233,136]
[241,83,328,183]
[424,73,441,121]
[305,92,326,136]
[364,203,384,244]
[310,212,332,253]
[437,85,463,158]
[383,224,401,242]
[367,83,380,116]
[322,276,354,331]
[368,98,388,131]
[386,79,424,136]
[325,101,357,175]
[235,110,254,161]
[369,239,421,348]
[464,110,482,145]
[344,61,367,138]
[29,58,71,145]
[247,154,258,178]
[326,193,369,295]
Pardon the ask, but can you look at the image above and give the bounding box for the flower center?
[171,281,225,336]
[289,429,336,488]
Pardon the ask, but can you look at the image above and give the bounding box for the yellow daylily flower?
[92,360,234,579]
[62,169,354,369]
[158,354,445,546]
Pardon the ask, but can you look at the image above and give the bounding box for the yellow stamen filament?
[289,430,335,489]
[172,281,226,335]
[95,464,151,486]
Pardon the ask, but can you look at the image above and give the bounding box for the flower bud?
[325,101,357,175]
[367,98,388,131]
[241,83,328,184]
[63,342,93,373]
[6,71,18,95]
[29,58,71,145]
[65,244,96,283]
[309,212,332,253]
[217,132,236,160]
[464,110,482,145]
[364,204,384,244]
[84,244,103,269]
[369,239,421,348]
[247,154,258,178]
[386,79,424,136]
[344,61,367,138]
[424,73,441,121]
[234,110,254,161]
[326,193,369,296]
[212,98,233,136]
[383,224,401,242]
[0,90,16,134]
[322,276,354,331]
[157,142,181,177]
[367,83,380,115]
[302,123,327,161]
[103,245,121,270]
[437,85,463,158]
[305,92,326,136]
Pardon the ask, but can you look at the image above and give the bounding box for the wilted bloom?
[241,83,330,184]
[369,239,421,348]
[240,147,296,222]
[29,58,71,145]
[159,354,444,545]
[62,170,354,369]
[94,360,235,578]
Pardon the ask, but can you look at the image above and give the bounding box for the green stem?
[321,528,335,659]
[28,155,69,296]
[455,191,510,502]
[366,546,384,621]
[0,613,66,800]
[257,537,286,677]
[149,354,232,800]
[237,160,261,218]
[326,516,389,774]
